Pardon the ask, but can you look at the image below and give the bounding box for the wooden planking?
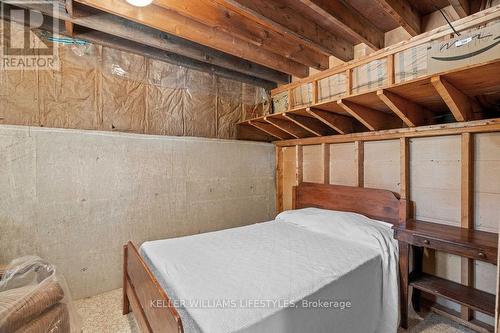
[322,143,330,184]
[377,89,432,127]
[461,132,475,320]
[373,0,421,36]
[264,116,310,138]
[337,99,400,131]
[431,76,473,122]
[216,0,354,61]
[306,108,355,134]
[276,146,284,213]
[153,0,329,70]
[296,0,384,50]
[75,0,309,77]
[355,141,364,187]
[283,113,332,136]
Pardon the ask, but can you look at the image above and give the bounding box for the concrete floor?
[74,289,474,333]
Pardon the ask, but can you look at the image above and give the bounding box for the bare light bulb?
[126,0,153,7]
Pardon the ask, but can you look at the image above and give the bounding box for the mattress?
[140,208,399,333]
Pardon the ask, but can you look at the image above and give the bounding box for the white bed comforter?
[140,208,399,333]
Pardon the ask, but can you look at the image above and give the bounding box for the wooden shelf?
[238,60,500,141]
[410,273,496,317]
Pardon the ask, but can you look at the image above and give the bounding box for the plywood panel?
[364,140,400,192]
[282,146,296,211]
[329,143,357,186]
[303,145,323,183]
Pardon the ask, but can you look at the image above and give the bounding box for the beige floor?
[75,289,474,333]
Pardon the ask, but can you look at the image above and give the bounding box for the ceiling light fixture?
[126,0,153,7]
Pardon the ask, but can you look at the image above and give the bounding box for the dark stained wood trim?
[355,141,364,187]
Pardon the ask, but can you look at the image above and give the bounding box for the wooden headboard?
[292,182,408,224]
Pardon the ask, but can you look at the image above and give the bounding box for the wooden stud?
[264,116,310,138]
[355,141,364,187]
[373,0,421,36]
[312,81,318,104]
[345,69,352,96]
[283,113,331,137]
[338,99,399,131]
[64,20,74,36]
[431,76,472,122]
[400,137,409,200]
[387,54,395,85]
[306,107,355,134]
[377,89,432,127]
[296,145,303,184]
[322,143,330,184]
[275,146,284,214]
[460,132,474,321]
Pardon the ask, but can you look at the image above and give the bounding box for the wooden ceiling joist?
[11,1,288,85]
[153,0,329,70]
[283,113,332,136]
[431,76,473,122]
[373,0,421,36]
[264,116,311,138]
[248,121,292,140]
[377,90,432,127]
[449,0,470,18]
[337,99,400,131]
[75,0,309,77]
[296,0,384,50]
[306,108,355,134]
[217,0,354,61]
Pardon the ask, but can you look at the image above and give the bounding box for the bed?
[123,183,409,333]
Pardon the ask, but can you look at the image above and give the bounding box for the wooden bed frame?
[123,182,408,333]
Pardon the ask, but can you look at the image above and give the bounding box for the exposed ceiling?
[1,0,483,87]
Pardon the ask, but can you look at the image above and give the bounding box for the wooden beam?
[306,107,355,134]
[431,76,472,122]
[283,113,332,136]
[460,132,474,321]
[377,90,432,127]
[373,0,421,36]
[449,0,470,18]
[276,146,284,213]
[274,118,500,147]
[296,145,303,184]
[322,143,330,184]
[154,0,329,70]
[337,99,400,131]
[217,0,354,61]
[400,137,409,200]
[75,0,309,77]
[13,1,288,84]
[296,0,384,50]
[248,121,291,140]
[355,141,364,187]
[264,116,311,138]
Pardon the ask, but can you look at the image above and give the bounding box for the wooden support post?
[312,80,318,104]
[296,145,303,185]
[275,146,284,214]
[460,132,474,321]
[322,143,330,184]
[387,53,395,85]
[288,89,293,111]
[400,137,409,200]
[355,141,364,187]
[345,69,352,96]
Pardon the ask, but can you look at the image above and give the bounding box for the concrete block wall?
[0,125,276,299]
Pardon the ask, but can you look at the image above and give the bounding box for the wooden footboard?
[123,241,183,333]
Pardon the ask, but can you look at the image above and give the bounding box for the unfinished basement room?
[0,0,499,332]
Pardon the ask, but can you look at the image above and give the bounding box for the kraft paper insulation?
[0,19,270,139]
